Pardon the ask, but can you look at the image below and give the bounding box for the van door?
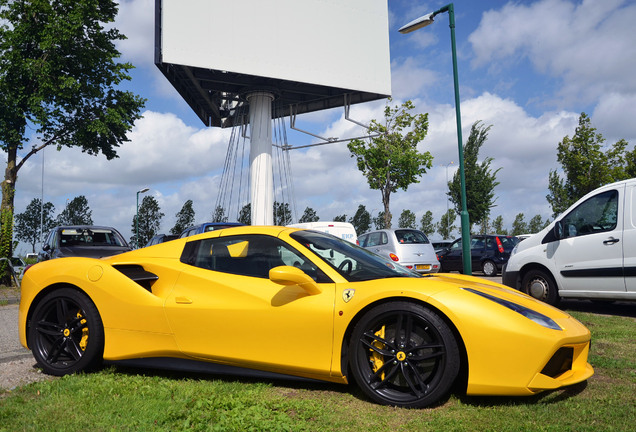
[549,186,626,295]
[622,183,636,294]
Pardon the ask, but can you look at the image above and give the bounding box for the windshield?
[290,230,421,282]
[60,228,127,247]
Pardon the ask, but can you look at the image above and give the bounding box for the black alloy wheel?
[28,288,104,376]
[349,302,460,408]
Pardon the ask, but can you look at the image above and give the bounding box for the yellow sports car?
[19,226,593,408]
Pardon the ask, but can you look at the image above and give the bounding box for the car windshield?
[290,230,421,282]
[60,228,127,247]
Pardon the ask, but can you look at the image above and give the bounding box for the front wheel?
[521,269,559,305]
[348,302,460,408]
[28,288,104,376]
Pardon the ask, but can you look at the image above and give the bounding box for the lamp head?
[398,13,435,34]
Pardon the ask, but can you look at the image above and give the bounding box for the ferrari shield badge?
[342,289,355,303]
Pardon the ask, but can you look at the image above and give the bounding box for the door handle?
[175,296,193,304]
[603,237,620,245]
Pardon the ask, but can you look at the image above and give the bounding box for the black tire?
[521,269,559,305]
[481,260,497,277]
[28,288,104,376]
[348,302,460,408]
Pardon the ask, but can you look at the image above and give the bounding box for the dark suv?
[437,235,520,276]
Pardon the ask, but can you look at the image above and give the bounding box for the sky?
[10,0,636,253]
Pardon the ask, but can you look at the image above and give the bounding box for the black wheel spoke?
[35,320,64,337]
[361,331,396,355]
[370,362,400,390]
[65,338,84,361]
[400,361,427,397]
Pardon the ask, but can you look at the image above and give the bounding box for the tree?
[348,99,432,229]
[528,214,549,233]
[333,214,347,222]
[57,196,93,225]
[398,209,417,229]
[238,203,251,225]
[436,209,457,240]
[478,217,490,235]
[547,113,630,217]
[274,202,292,225]
[0,0,145,280]
[14,199,56,252]
[349,205,371,235]
[419,211,435,236]
[170,200,195,235]
[298,207,319,223]
[448,121,500,230]
[212,205,228,223]
[492,215,507,235]
[511,213,528,236]
[131,196,164,248]
[373,211,390,230]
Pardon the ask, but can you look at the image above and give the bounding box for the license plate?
[415,264,431,270]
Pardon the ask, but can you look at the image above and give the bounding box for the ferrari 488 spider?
[19,226,593,408]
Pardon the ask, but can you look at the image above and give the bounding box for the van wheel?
[521,269,559,305]
[481,260,497,277]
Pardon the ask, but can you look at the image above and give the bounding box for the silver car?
[358,229,440,274]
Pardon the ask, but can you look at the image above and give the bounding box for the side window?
[470,237,485,250]
[184,234,327,281]
[561,190,618,238]
[381,232,388,245]
[485,237,495,250]
[358,234,368,247]
[366,232,382,247]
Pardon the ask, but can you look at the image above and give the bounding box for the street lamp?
[136,187,149,248]
[399,3,472,275]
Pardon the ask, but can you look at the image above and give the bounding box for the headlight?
[510,244,519,256]
[462,288,562,330]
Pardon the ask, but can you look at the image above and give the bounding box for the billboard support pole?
[247,91,274,225]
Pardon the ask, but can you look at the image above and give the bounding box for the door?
[164,234,336,375]
[549,187,626,294]
[621,183,636,294]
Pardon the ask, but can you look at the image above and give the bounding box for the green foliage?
[274,202,292,226]
[547,113,631,217]
[436,209,457,240]
[418,211,435,236]
[0,0,145,263]
[170,200,195,235]
[511,213,528,236]
[131,196,164,248]
[238,203,251,225]
[349,205,371,235]
[298,207,320,223]
[528,214,549,233]
[212,205,228,223]
[333,214,347,222]
[373,211,390,230]
[14,198,56,252]
[348,99,432,229]
[398,209,417,229]
[491,215,507,235]
[448,121,500,229]
[56,195,93,225]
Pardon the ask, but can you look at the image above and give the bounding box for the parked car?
[432,240,453,254]
[437,235,520,277]
[503,178,636,305]
[38,226,131,261]
[10,256,26,279]
[287,221,357,244]
[19,225,592,408]
[179,222,243,238]
[358,228,439,274]
[145,233,179,247]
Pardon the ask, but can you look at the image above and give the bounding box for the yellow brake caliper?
[77,311,89,351]
[370,325,386,380]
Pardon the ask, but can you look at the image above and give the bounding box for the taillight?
[496,237,504,253]
[389,253,399,262]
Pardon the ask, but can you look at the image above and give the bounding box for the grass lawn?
[1,309,634,432]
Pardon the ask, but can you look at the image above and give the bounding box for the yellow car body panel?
[19,225,593,400]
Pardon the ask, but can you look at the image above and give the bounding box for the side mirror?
[42,244,51,251]
[269,266,322,295]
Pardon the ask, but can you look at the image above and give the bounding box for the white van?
[287,221,358,244]
[503,178,636,305]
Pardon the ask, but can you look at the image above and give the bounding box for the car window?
[182,234,330,282]
[58,228,127,247]
[358,234,369,247]
[561,190,618,238]
[366,232,384,247]
[395,230,429,244]
[470,237,485,250]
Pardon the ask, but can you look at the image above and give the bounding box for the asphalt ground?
[0,304,31,363]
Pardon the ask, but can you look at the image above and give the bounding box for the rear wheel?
[521,269,559,305]
[28,288,104,376]
[349,302,460,408]
[481,260,497,277]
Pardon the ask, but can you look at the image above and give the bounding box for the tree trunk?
[1,146,18,284]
